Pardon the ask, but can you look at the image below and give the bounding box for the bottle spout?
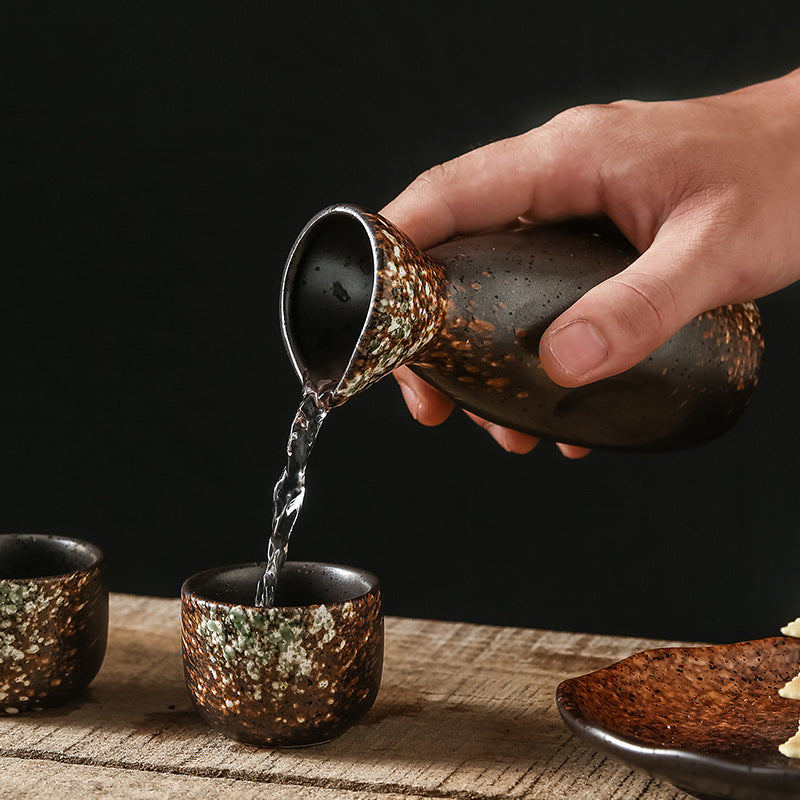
[280,204,446,407]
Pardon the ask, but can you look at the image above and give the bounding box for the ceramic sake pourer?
[280,204,764,451]
[181,561,383,747]
[0,534,108,713]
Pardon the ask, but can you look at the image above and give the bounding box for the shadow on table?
[4,628,205,739]
[8,631,563,773]
[230,679,564,770]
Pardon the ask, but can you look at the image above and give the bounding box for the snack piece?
[778,617,800,758]
[780,675,800,701]
[781,618,800,638]
[780,724,800,759]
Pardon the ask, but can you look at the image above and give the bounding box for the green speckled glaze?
[181,563,383,747]
[197,603,337,682]
[0,582,53,666]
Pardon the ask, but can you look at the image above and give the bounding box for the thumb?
[539,226,722,387]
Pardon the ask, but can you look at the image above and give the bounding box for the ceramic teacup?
[0,534,108,714]
[181,561,383,746]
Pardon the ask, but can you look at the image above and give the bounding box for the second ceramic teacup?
[0,533,108,714]
[181,561,383,746]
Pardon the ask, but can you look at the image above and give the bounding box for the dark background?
[5,2,799,643]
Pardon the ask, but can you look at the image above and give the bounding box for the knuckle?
[548,100,651,141]
[607,98,646,112]
[671,199,761,300]
[547,101,666,202]
[551,102,620,130]
[410,162,455,195]
[593,107,682,211]
[406,162,460,234]
[605,272,679,342]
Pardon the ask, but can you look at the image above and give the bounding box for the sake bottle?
[280,204,763,451]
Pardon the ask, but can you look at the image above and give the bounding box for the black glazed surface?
[0,534,104,580]
[283,214,374,391]
[415,221,763,450]
[182,561,378,608]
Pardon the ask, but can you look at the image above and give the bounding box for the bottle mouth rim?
[279,204,380,405]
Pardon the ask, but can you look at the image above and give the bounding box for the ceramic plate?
[556,637,800,800]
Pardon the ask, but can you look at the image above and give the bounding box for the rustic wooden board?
[0,756,429,800]
[0,594,693,799]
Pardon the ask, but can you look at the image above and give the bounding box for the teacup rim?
[0,533,105,583]
[181,560,380,611]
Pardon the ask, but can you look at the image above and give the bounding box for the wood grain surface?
[0,594,695,799]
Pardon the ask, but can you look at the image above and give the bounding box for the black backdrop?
[5,2,800,643]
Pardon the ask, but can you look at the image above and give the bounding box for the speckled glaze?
[281,205,764,450]
[281,205,447,406]
[0,534,107,714]
[557,637,800,800]
[181,562,383,747]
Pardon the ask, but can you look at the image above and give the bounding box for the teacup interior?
[185,562,376,608]
[0,534,102,579]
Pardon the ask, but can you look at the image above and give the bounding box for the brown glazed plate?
[556,637,800,800]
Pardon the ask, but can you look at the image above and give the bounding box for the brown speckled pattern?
[335,211,447,401]
[0,562,107,714]
[557,637,800,799]
[182,580,383,746]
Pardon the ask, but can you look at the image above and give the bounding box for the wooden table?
[0,594,695,799]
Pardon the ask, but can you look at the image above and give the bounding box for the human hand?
[382,68,800,456]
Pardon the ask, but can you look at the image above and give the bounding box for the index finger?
[380,117,605,248]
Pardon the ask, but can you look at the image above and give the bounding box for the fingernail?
[398,381,421,421]
[488,425,512,452]
[557,443,592,459]
[548,320,608,377]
